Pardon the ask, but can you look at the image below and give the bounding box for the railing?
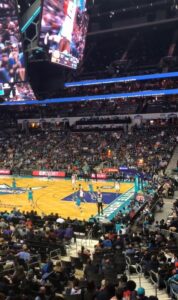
[136,264,143,288]
[169,279,178,299]
[49,249,61,261]
[149,270,159,297]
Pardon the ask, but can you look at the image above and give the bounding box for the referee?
[97,191,103,215]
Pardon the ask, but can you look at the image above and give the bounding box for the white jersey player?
[115,181,120,194]
[60,0,77,43]
[79,184,85,202]
[71,173,77,190]
[44,0,77,55]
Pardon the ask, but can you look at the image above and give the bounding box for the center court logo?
[0,184,46,195]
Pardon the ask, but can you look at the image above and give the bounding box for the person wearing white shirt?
[79,184,85,202]
[115,181,120,195]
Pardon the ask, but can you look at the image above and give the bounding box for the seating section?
[0,185,177,299]
[0,123,177,176]
[80,27,178,79]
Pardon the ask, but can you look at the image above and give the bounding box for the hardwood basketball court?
[0,176,133,220]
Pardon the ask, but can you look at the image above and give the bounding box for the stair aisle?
[130,274,171,300]
[166,145,178,174]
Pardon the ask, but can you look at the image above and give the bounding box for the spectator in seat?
[84,280,96,300]
[55,225,65,239]
[64,225,73,240]
[16,244,30,263]
[110,288,124,300]
[137,287,148,300]
[103,235,112,248]
[123,280,137,300]
[78,245,91,262]
[168,262,178,296]
[125,244,136,255]
[41,260,53,276]
[70,278,82,295]
[96,280,115,300]
[11,265,25,284]
[35,286,48,300]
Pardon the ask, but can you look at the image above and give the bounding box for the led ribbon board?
[65,72,178,87]
[1,88,178,105]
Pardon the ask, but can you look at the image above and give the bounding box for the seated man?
[168,262,178,297]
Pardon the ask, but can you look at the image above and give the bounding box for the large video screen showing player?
[2,82,36,102]
[40,0,88,69]
[0,1,26,83]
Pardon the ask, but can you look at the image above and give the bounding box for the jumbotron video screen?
[40,0,89,69]
[0,1,36,101]
[2,82,36,102]
[0,1,26,83]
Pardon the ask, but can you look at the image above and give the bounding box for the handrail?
[169,279,178,299]
[49,248,61,260]
[149,270,159,297]
[136,263,143,287]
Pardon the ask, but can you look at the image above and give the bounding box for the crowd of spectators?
[61,79,178,98]
[11,98,141,118]
[0,117,177,298]
[0,208,82,299]
[0,180,176,299]
[0,102,177,299]
[143,98,178,114]
[107,124,178,175]
[0,123,177,178]
[0,2,178,299]
[2,95,177,120]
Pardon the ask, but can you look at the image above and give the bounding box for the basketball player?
[59,0,77,54]
[12,178,16,189]
[88,181,95,201]
[115,180,120,195]
[44,0,77,55]
[28,187,34,205]
[71,173,77,190]
[76,195,81,207]
[79,184,85,202]
[75,193,83,213]
[88,181,94,193]
[97,191,103,215]
[47,171,52,181]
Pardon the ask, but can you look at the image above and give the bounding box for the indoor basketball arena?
[0,0,178,299]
